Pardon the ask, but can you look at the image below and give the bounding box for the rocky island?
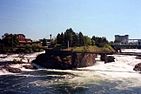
[33,46,115,69]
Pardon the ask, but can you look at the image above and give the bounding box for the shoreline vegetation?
[0,28,115,54]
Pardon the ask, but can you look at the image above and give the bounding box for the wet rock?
[32,49,96,69]
[23,65,37,69]
[105,56,115,63]
[5,66,21,73]
[100,54,107,61]
[100,54,115,63]
[133,63,141,71]
[136,56,141,59]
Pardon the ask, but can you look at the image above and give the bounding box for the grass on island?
[71,45,115,53]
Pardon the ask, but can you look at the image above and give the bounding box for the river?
[0,49,141,94]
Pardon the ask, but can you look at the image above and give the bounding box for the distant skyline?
[0,0,141,41]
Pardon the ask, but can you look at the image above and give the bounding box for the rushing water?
[0,69,141,94]
[1,50,141,94]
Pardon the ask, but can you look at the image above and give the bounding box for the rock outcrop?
[105,56,115,63]
[5,66,21,73]
[100,54,115,63]
[32,49,96,69]
[23,65,37,69]
[133,63,141,71]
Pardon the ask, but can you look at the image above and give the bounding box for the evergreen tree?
[78,32,84,46]
[60,32,64,46]
[63,28,75,47]
[83,36,92,46]
[42,38,47,46]
[91,36,108,47]
[56,33,61,44]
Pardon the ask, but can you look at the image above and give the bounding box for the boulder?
[23,65,37,69]
[105,56,115,63]
[100,54,107,61]
[133,63,141,71]
[73,53,96,67]
[100,54,115,63]
[6,66,21,73]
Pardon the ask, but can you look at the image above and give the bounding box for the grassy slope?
[71,45,115,53]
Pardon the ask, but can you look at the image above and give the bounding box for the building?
[113,35,141,49]
[16,34,32,46]
[39,38,52,47]
[114,35,129,44]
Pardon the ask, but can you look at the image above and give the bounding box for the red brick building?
[16,34,32,45]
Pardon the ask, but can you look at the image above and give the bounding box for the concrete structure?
[128,39,141,45]
[113,35,141,49]
[114,35,129,44]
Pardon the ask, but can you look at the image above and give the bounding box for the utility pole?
[67,41,69,49]
[12,35,13,48]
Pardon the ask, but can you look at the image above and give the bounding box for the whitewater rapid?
[0,51,45,75]
[0,49,141,91]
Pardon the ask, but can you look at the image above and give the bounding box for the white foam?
[0,69,15,75]
[1,50,141,89]
[0,51,45,75]
[78,55,141,78]
[121,49,141,53]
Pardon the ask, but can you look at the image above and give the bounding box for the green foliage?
[32,44,41,52]
[56,28,92,48]
[2,33,19,47]
[42,38,47,46]
[72,45,115,53]
[64,28,75,47]
[24,45,33,53]
[91,36,108,47]
[83,36,92,46]
[78,32,84,46]
[56,28,110,49]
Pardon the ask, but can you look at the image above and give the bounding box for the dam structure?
[112,35,141,49]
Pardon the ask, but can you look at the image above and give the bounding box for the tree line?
[0,33,19,48]
[0,28,109,53]
[0,33,43,53]
[56,28,108,48]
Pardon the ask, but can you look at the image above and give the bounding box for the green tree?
[78,32,84,46]
[2,33,19,47]
[56,33,61,44]
[91,36,108,47]
[72,33,79,46]
[42,38,47,46]
[63,28,76,47]
[83,36,92,46]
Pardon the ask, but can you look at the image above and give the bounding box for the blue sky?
[0,0,141,41]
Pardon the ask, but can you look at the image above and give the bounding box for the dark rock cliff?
[32,49,96,69]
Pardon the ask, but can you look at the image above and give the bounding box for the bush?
[32,45,40,52]
[24,45,33,53]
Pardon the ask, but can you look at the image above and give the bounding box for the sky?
[0,0,141,41]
